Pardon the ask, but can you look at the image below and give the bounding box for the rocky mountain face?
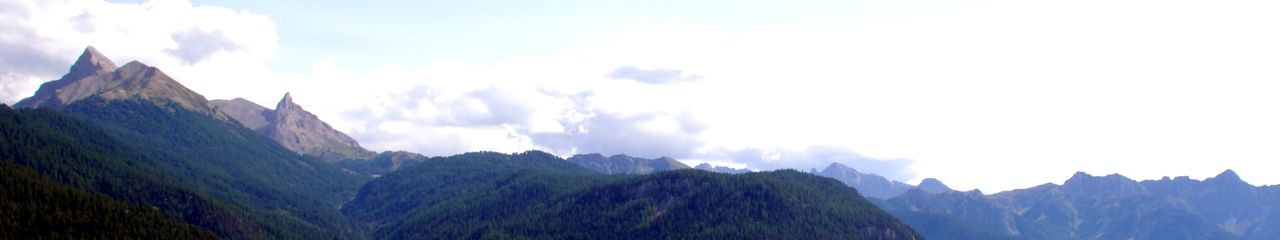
[818,162,916,199]
[208,98,270,130]
[16,46,374,163]
[566,153,691,174]
[880,170,1280,239]
[15,47,220,117]
[211,93,375,162]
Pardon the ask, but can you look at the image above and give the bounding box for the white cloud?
[0,0,281,104]
[6,0,1279,192]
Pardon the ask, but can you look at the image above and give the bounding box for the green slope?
[2,99,371,239]
[56,99,371,239]
[1,104,258,238]
[0,162,216,239]
[344,151,920,239]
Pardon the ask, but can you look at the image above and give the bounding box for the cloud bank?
[609,65,701,84]
[12,0,1279,191]
[0,0,278,104]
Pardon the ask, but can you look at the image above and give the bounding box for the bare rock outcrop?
[213,93,375,162]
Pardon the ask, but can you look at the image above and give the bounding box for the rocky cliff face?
[210,98,270,130]
[15,46,220,117]
[212,93,375,162]
[266,93,375,161]
[818,162,915,199]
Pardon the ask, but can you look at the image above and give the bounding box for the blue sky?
[136,0,970,72]
[3,0,1280,192]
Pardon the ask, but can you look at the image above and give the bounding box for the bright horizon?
[3,0,1279,193]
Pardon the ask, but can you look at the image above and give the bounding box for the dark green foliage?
[333,151,428,177]
[345,151,920,239]
[0,104,256,238]
[0,162,216,239]
[2,100,922,239]
[342,151,601,237]
[55,99,371,239]
[1,100,371,239]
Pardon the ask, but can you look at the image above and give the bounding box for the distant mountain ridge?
[211,93,375,162]
[566,153,691,174]
[818,162,917,199]
[694,163,752,174]
[879,169,1280,239]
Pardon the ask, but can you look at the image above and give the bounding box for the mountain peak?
[15,47,215,115]
[817,162,913,199]
[1207,169,1246,186]
[823,162,856,173]
[263,92,374,161]
[1069,171,1092,180]
[276,92,296,111]
[66,46,117,80]
[1061,171,1148,197]
[1214,169,1241,181]
[918,178,954,193]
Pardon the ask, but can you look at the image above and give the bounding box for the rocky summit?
[212,93,375,162]
[15,46,220,117]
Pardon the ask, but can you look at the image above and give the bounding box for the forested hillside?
[344,151,920,239]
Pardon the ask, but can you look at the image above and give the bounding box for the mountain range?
[566,153,691,174]
[818,162,921,199]
[8,46,1279,239]
[878,170,1280,239]
[4,47,368,238]
[3,46,922,239]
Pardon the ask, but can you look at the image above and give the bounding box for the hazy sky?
[3,0,1279,192]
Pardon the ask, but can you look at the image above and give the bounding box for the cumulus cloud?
[165,28,245,65]
[608,65,701,84]
[322,84,544,156]
[700,146,916,181]
[0,0,278,104]
[368,85,536,127]
[327,77,710,159]
[528,109,706,159]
